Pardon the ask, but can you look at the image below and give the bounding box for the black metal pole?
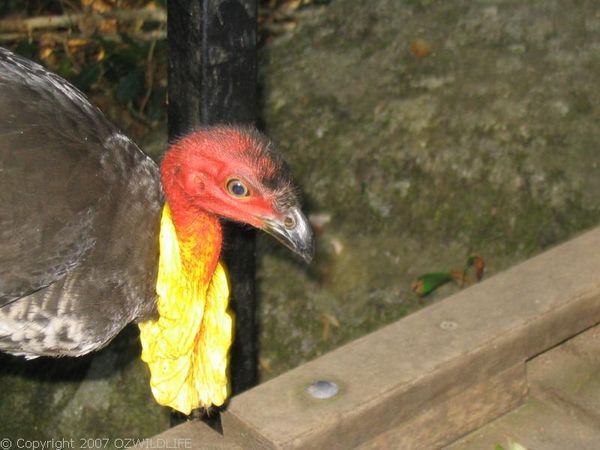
[167,0,259,408]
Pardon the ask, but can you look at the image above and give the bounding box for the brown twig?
[138,37,157,115]
[0,8,166,37]
[0,29,166,44]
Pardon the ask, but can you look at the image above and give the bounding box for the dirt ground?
[2,0,600,441]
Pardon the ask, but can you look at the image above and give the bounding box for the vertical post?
[167,0,259,403]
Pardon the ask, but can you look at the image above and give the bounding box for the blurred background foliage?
[0,0,328,143]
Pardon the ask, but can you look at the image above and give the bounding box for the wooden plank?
[444,397,600,450]
[527,325,600,427]
[360,364,527,450]
[221,227,600,449]
[447,324,600,449]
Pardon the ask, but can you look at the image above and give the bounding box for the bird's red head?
[160,126,313,262]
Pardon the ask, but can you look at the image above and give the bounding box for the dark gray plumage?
[0,47,163,357]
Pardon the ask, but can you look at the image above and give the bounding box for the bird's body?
[0,47,313,412]
[0,48,163,357]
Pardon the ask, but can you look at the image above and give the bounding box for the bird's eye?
[283,215,296,229]
[226,178,249,197]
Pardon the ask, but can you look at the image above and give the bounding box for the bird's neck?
[168,201,223,284]
[160,146,223,282]
[139,202,232,413]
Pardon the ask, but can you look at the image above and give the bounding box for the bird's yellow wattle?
[138,204,233,415]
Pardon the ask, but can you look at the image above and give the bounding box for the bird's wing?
[0,48,157,306]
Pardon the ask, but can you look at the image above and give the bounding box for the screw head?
[306,380,339,399]
[439,320,458,331]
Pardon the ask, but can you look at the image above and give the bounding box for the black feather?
[0,47,163,357]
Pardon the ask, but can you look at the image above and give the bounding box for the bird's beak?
[260,207,314,263]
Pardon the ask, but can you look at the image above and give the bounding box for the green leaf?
[14,41,38,60]
[57,56,74,79]
[102,40,147,82]
[411,272,454,297]
[115,70,145,104]
[72,63,101,92]
[360,181,368,195]
[145,86,167,120]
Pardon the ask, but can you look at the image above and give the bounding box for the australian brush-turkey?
[0,47,313,413]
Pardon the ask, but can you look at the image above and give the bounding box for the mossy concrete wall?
[257,0,600,378]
